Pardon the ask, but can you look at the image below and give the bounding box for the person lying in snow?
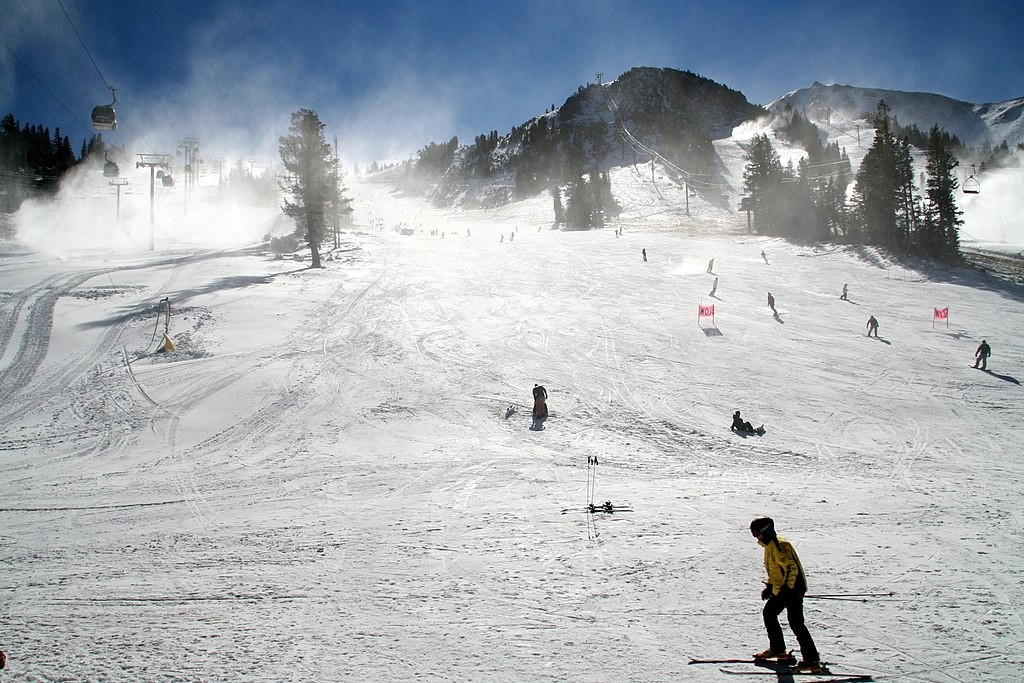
[732,411,765,435]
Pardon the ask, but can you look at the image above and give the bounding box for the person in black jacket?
[973,339,991,370]
[732,411,764,435]
[532,384,548,418]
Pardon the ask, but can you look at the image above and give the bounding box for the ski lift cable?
[56,0,113,93]
[1,42,93,135]
[603,90,720,189]
[45,6,158,157]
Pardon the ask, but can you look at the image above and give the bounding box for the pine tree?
[893,135,918,251]
[854,101,901,248]
[742,133,783,234]
[278,109,339,268]
[564,176,587,229]
[923,125,962,262]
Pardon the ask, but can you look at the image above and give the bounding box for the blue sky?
[2,0,1022,165]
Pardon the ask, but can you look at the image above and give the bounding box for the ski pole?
[805,592,895,602]
[806,592,894,598]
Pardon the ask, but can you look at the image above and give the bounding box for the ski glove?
[761,584,773,600]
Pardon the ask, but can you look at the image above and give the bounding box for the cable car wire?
[2,42,92,135]
[56,0,113,92]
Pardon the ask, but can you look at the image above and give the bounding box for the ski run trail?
[1,155,1024,682]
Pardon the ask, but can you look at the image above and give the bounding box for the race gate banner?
[934,307,949,320]
[698,304,715,318]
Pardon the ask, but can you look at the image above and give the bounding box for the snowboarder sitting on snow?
[750,517,823,673]
[973,339,991,370]
[532,384,548,418]
[731,411,764,436]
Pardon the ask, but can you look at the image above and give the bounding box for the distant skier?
[731,411,764,436]
[973,339,991,370]
[642,248,647,262]
[767,291,776,314]
[500,234,505,243]
[866,315,879,337]
[532,384,548,418]
[709,276,719,297]
[761,250,769,265]
[707,258,715,273]
[750,517,823,673]
[840,283,848,301]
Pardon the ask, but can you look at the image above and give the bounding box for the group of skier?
[523,250,998,673]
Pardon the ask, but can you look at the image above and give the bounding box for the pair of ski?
[559,503,632,514]
[688,656,872,682]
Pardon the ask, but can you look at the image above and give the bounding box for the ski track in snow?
[0,169,1022,681]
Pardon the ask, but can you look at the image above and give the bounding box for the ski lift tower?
[177,137,200,215]
[136,153,171,250]
[109,177,129,224]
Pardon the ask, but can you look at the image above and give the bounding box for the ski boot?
[753,649,794,663]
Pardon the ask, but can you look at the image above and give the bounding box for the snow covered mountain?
[409,70,1022,217]
[770,82,1024,149]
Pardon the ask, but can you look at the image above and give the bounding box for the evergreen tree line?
[553,171,619,230]
[404,68,761,229]
[1,112,107,209]
[225,160,280,208]
[743,100,964,263]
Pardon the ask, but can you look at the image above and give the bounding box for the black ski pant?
[763,591,819,662]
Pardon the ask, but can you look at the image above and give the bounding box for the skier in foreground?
[750,517,823,673]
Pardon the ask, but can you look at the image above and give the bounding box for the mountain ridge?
[398,67,1022,221]
[769,81,1024,148]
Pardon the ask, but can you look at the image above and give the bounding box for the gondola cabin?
[963,175,980,194]
[103,158,120,178]
[92,88,118,131]
[91,103,117,131]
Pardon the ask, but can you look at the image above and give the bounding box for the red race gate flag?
[933,306,949,328]
[698,303,715,318]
